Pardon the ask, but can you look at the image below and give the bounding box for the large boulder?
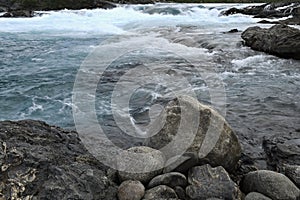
[242,25,300,60]
[186,164,241,200]
[144,95,242,173]
[117,146,165,184]
[0,120,118,199]
[241,170,300,200]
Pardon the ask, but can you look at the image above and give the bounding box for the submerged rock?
[0,120,118,199]
[118,180,145,200]
[144,95,242,173]
[186,164,241,200]
[242,25,300,60]
[241,170,300,200]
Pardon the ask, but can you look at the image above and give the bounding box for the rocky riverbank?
[1,96,299,199]
[0,0,166,17]
[222,2,300,60]
[241,24,300,60]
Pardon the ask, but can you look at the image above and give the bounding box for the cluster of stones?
[0,95,299,199]
[116,96,300,200]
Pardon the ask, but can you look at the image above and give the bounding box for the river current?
[1,3,299,163]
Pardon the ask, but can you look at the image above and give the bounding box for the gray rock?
[118,146,165,184]
[222,2,300,19]
[118,180,145,200]
[174,186,186,200]
[163,152,199,174]
[148,172,187,189]
[0,0,116,13]
[280,164,300,188]
[245,192,272,200]
[263,132,300,169]
[186,164,241,200]
[143,185,178,200]
[0,120,118,199]
[242,25,300,60]
[241,170,300,200]
[144,95,242,173]
[0,10,33,17]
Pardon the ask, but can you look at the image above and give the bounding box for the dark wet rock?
[118,180,145,200]
[279,164,300,188]
[143,185,178,200]
[263,132,300,169]
[148,172,187,189]
[221,6,263,16]
[174,186,186,200]
[117,146,165,184]
[115,0,156,4]
[0,120,118,199]
[186,164,241,200]
[0,6,6,12]
[0,10,33,17]
[222,29,239,34]
[232,153,258,183]
[245,192,272,200]
[228,29,239,33]
[242,25,300,60]
[222,2,299,18]
[144,95,242,173]
[0,0,116,17]
[163,152,199,174]
[241,170,300,200]
[222,2,300,25]
[257,19,280,24]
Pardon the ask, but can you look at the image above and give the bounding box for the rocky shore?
[0,0,164,17]
[1,96,299,199]
[222,2,300,60]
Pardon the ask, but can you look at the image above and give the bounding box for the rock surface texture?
[245,192,272,200]
[0,120,118,199]
[117,146,165,184]
[242,25,300,60]
[144,95,242,173]
[241,170,300,200]
[263,132,300,169]
[222,2,300,25]
[186,164,241,200]
[118,180,145,200]
[143,185,178,200]
[147,172,187,189]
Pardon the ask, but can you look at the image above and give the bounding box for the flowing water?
[1,3,300,164]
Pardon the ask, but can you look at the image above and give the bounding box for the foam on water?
[0,3,256,35]
[1,3,299,158]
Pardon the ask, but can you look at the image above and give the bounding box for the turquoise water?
[0,4,299,158]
